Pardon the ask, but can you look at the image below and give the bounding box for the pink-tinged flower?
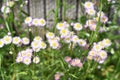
[97,11,105,17]
[77,39,86,47]
[86,9,96,16]
[16,56,23,63]
[22,37,30,45]
[102,39,111,47]
[32,18,39,26]
[70,58,81,67]
[77,62,83,68]
[89,24,97,31]
[64,56,72,63]
[54,73,61,80]
[38,18,46,26]
[100,16,108,23]
[98,50,107,60]
[23,57,31,65]
[24,17,32,24]
[92,44,102,51]
[73,23,83,31]
[84,2,94,9]
[33,56,40,64]
[1,5,11,14]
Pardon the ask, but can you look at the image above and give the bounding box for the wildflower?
[38,18,46,26]
[64,56,72,63]
[46,32,55,39]
[16,56,23,63]
[84,2,94,9]
[86,9,96,16]
[39,41,47,49]
[60,29,69,36]
[22,37,30,45]
[32,18,39,26]
[0,39,4,48]
[70,58,83,67]
[72,35,79,43]
[92,44,102,51]
[6,1,15,7]
[33,56,40,64]
[89,24,97,31]
[102,39,111,47]
[54,73,61,80]
[77,39,86,47]
[12,37,21,45]
[100,16,108,23]
[34,36,42,41]
[73,23,83,31]
[3,35,12,45]
[31,41,40,49]
[24,17,32,24]
[23,57,31,65]
[56,22,64,30]
[50,41,59,49]
[98,50,107,60]
[1,5,10,14]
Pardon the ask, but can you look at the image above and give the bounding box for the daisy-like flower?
[89,24,97,31]
[77,39,86,47]
[102,39,111,47]
[3,35,12,45]
[98,41,105,49]
[6,1,15,7]
[100,15,108,23]
[0,39,4,48]
[31,41,40,49]
[88,50,97,57]
[16,56,23,63]
[23,57,31,65]
[60,29,69,36]
[73,23,83,31]
[70,58,83,67]
[50,41,59,49]
[54,73,61,80]
[86,9,96,16]
[97,11,105,17]
[72,35,79,43]
[34,36,42,41]
[12,37,21,45]
[92,44,102,51]
[1,5,10,14]
[64,36,71,43]
[33,47,41,52]
[38,18,46,26]
[56,22,64,30]
[33,56,40,64]
[24,17,32,24]
[39,41,47,49]
[46,32,55,39]
[32,18,39,26]
[98,50,107,60]
[64,56,72,63]
[84,1,94,9]
[86,19,96,27]
[22,37,30,45]
[24,51,32,58]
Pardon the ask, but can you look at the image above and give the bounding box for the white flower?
[77,39,86,47]
[72,35,79,43]
[84,2,94,9]
[31,41,40,49]
[93,44,102,51]
[23,57,31,65]
[98,50,107,59]
[39,41,47,49]
[1,5,10,14]
[3,35,12,44]
[46,32,55,39]
[24,17,32,24]
[38,18,46,26]
[33,56,40,64]
[86,9,96,16]
[73,23,83,31]
[22,37,30,45]
[56,22,64,30]
[102,39,111,47]
[12,37,21,45]
[33,47,41,52]
[0,39,4,48]
[34,36,42,41]
[16,56,23,63]
[32,18,39,26]
[6,1,15,7]
[50,41,59,49]
[60,29,69,36]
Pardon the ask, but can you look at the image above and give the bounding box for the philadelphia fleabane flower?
[3,35,12,45]
[34,36,42,41]
[77,39,86,47]
[86,9,96,16]
[46,32,55,39]
[39,41,47,49]
[38,18,46,26]
[23,57,31,65]
[32,18,39,26]
[24,17,32,24]
[33,56,40,64]
[84,2,94,9]
[12,37,21,45]
[56,22,64,30]
[22,37,30,45]
[102,39,111,47]
[72,35,79,43]
[16,56,23,63]
[73,23,83,31]
[0,39,4,48]
[1,5,10,14]
[50,41,59,49]
[60,29,69,36]
[6,1,15,7]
